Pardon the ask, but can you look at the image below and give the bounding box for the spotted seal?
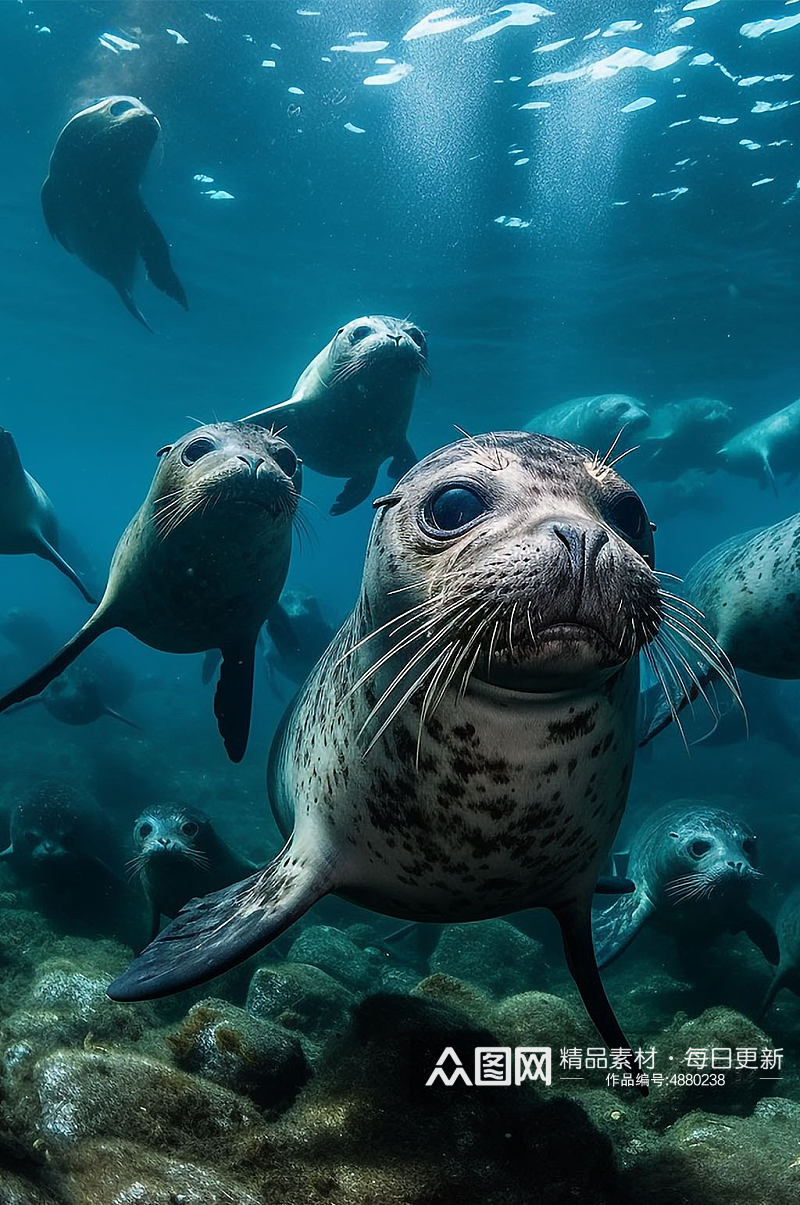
[128,804,258,941]
[41,96,187,330]
[759,888,800,1020]
[109,431,730,1054]
[0,429,94,603]
[0,781,123,883]
[717,398,800,491]
[0,423,301,761]
[524,394,650,453]
[592,801,777,968]
[242,315,427,515]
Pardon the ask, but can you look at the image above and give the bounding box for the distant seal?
[110,430,677,1060]
[717,397,800,491]
[242,315,427,515]
[128,804,257,940]
[0,423,301,762]
[640,396,734,481]
[264,590,336,689]
[41,96,187,330]
[0,781,123,883]
[759,888,800,1020]
[592,801,777,968]
[524,394,650,453]
[38,665,139,729]
[0,429,94,603]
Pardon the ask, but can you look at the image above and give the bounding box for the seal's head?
[9,783,94,867]
[148,422,302,541]
[593,395,651,438]
[654,804,760,908]
[53,96,160,177]
[327,315,428,380]
[363,432,660,696]
[131,804,212,870]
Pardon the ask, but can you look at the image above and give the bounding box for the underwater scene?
[3,0,800,1201]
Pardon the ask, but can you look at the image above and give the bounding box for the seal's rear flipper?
[591,890,655,968]
[388,439,417,481]
[107,841,332,1000]
[201,649,222,686]
[214,639,257,763]
[331,471,378,516]
[138,204,188,310]
[36,537,96,604]
[739,905,780,965]
[114,285,153,333]
[0,620,108,715]
[758,969,789,1022]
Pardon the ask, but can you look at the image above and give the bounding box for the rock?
[286,926,374,991]
[430,921,549,998]
[494,990,595,1051]
[0,1169,61,1204]
[168,999,309,1110]
[412,973,496,1026]
[246,962,355,1040]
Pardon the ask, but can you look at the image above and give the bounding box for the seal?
[6,664,140,730]
[127,804,258,941]
[241,315,427,515]
[264,590,336,690]
[108,432,730,1053]
[0,429,95,603]
[759,888,800,1021]
[592,800,777,968]
[0,423,302,762]
[0,780,123,883]
[41,95,187,330]
[524,394,650,453]
[639,396,734,481]
[717,397,800,491]
[639,515,800,744]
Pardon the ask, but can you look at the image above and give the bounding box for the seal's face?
[327,315,427,379]
[149,422,302,540]
[11,789,85,865]
[599,396,651,437]
[132,805,210,867]
[364,432,660,695]
[660,809,760,906]
[57,96,159,174]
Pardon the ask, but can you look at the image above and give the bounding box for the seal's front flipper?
[36,537,96,604]
[739,905,780,965]
[214,639,257,763]
[138,204,188,310]
[591,889,655,968]
[107,841,332,1000]
[595,875,636,895]
[388,439,417,482]
[637,650,723,746]
[114,285,153,332]
[104,707,141,730]
[758,969,790,1022]
[331,471,377,516]
[40,177,72,251]
[0,619,109,715]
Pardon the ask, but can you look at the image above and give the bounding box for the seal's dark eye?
[689,839,711,858]
[138,822,152,840]
[608,492,649,542]
[181,437,217,466]
[181,821,199,838]
[109,99,136,117]
[350,324,373,342]
[407,326,426,348]
[24,831,38,846]
[273,446,299,478]
[426,486,488,534]
[742,838,756,856]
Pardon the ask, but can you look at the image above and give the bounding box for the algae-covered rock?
[168,998,309,1110]
[0,1169,62,1204]
[246,961,355,1040]
[430,920,549,998]
[412,972,496,1026]
[286,925,374,991]
[494,990,595,1051]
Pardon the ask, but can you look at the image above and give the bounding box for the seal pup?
[524,394,650,453]
[241,315,427,515]
[0,423,301,762]
[128,804,258,941]
[639,396,734,481]
[717,398,800,491]
[0,429,94,603]
[759,889,800,1020]
[109,433,730,1056]
[592,801,777,968]
[41,96,187,329]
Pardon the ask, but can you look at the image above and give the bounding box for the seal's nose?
[551,522,609,578]
[237,455,266,476]
[727,859,745,873]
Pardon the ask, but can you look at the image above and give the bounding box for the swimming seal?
[264,590,336,690]
[717,398,800,491]
[0,423,301,762]
[640,396,734,481]
[524,394,650,453]
[0,429,94,603]
[592,801,777,968]
[242,315,427,515]
[110,430,704,1063]
[41,96,187,330]
[759,888,800,1020]
[0,781,123,883]
[128,804,257,941]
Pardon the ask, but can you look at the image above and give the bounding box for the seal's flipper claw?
[107,844,331,1000]
[201,649,222,686]
[387,438,417,482]
[114,285,153,332]
[591,890,655,968]
[36,537,96,604]
[138,203,188,310]
[0,621,106,715]
[594,875,636,895]
[330,471,377,516]
[740,905,780,965]
[214,640,257,763]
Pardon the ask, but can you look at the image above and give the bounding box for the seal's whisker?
[360,648,450,758]
[642,643,689,753]
[660,611,741,705]
[337,599,437,665]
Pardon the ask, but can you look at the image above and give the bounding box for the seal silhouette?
[106,430,733,1066]
[0,423,301,761]
[242,315,427,515]
[41,96,187,329]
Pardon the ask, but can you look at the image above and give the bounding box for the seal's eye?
[181,821,199,838]
[689,839,712,859]
[425,485,489,534]
[407,326,426,348]
[24,831,38,846]
[607,492,649,542]
[109,100,137,117]
[138,822,153,840]
[742,837,756,856]
[181,437,217,466]
[350,324,373,342]
[273,446,299,478]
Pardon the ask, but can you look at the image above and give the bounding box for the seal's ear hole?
[156,445,172,459]
[689,839,712,858]
[650,521,657,532]
[668,832,680,839]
